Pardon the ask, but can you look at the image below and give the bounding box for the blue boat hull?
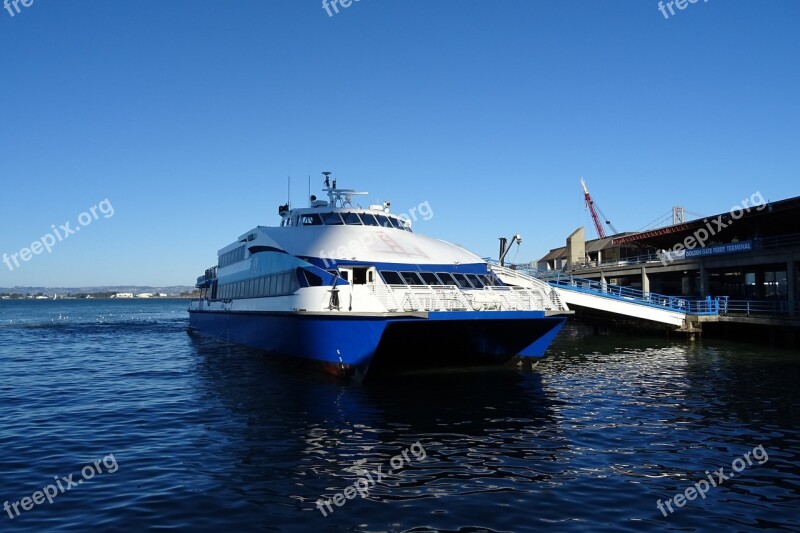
[188,310,567,378]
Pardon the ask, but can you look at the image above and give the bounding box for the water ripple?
[0,301,798,531]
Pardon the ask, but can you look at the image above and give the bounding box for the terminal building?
[535,194,800,334]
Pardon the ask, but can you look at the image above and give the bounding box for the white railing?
[367,282,566,313]
[489,264,567,310]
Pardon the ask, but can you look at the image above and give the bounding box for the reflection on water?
[0,301,798,532]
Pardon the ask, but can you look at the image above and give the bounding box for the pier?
[528,194,800,344]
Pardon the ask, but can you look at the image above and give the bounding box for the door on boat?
[340,267,378,285]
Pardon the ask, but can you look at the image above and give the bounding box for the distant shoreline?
[0,293,200,300]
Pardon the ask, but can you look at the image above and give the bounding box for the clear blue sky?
[1,0,798,287]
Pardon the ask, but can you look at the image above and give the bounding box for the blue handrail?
[523,269,720,316]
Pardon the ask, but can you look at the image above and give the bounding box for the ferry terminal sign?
[685,240,754,258]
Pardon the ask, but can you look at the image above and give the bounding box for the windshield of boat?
[298,211,411,231]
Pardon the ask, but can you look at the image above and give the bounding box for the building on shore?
[536,194,799,338]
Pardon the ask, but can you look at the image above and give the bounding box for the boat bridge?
[491,265,720,330]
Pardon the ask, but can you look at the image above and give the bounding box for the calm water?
[0,299,798,532]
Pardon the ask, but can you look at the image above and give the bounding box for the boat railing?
[488,264,567,310]
[367,282,564,313]
[720,299,800,318]
[528,269,721,316]
[196,265,218,286]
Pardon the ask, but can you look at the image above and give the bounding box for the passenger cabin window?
[400,272,423,285]
[466,274,484,288]
[437,272,458,286]
[321,212,344,225]
[342,212,363,225]
[380,271,404,285]
[215,271,300,299]
[301,214,323,226]
[452,273,473,289]
[218,246,246,268]
[303,270,323,286]
[419,272,443,285]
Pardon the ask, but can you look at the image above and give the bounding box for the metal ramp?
[491,266,720,328]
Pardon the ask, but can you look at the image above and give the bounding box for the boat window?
[452,273,473,289]
[375,215,394,228]
[301,214,323,226]
[437,272,459,286]
[393,217,411,232]
[275,274,285,294]
[342,212,363,225]
[478,274,493,287]
[219,245,246,268]
[321,212,344,225]
[380,271,404,284]
[400,271,424,285]
[419,272,443,285]
[466,274,484,288]
[284,272,293,294]
[360,213,380,226]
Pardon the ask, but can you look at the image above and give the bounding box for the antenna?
[287,175,291,209]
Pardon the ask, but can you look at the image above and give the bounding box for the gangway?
[490,264,720,328]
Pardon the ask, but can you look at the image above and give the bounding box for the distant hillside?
[0,286,196,297]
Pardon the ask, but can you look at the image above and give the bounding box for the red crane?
[580,178,617,238]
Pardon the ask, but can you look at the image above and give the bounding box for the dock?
[525,193,800,345]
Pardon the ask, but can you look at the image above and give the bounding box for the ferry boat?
[189,175,570,378]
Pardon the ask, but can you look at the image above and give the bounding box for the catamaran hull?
[188,310,567,378]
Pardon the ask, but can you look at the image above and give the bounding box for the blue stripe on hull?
[188,310,567,377]
[189,311,387,375]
